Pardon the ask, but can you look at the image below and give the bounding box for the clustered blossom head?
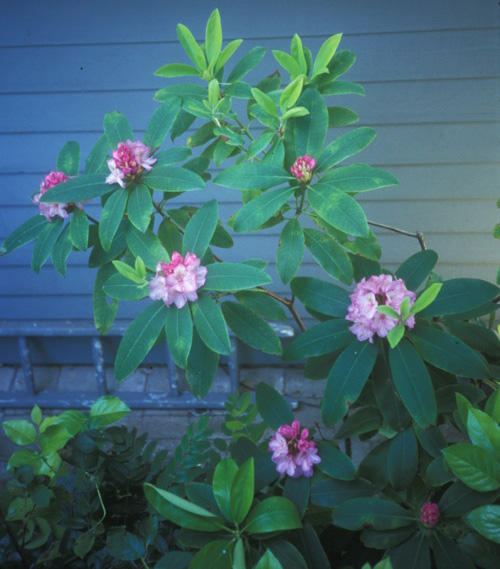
[106,140,156,188]
[149,251,207,309]
[268,420,321,478]
[290,155,316,183]
[420,502,440,527]
[33,171,83,222]
[345,274,416,343]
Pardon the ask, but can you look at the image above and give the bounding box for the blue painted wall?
[1,0,498,362]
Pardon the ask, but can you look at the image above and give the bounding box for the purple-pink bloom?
[269,419,321,478]
[106,140,156,188]
[149,251,207,309]
[345,274,416,343]
[33,171,83,222]
[290,155,316,183]
[420,502,439,527]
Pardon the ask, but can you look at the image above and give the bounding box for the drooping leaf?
[277,218,304,284]
[144,98,181,149]
[1,215,49,255]
[56,141,80,176]
[191,294,231,356]
[291,276,350,316]
[144,165,205,193]
[186,329,220,399]
[388,428,418,490]
[395,250,438,291]
[32,217,64,273]
[333,498,414,530]
[304,228,353,284]
[327,106,359,127]
[165,304,193,369]
[99,187,128,251]
[255,382,294,430]
[127,184,152,233]
[283,318,354,360]
[182,199,219,258]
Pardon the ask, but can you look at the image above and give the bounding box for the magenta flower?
[106,140,157,188]
[420,502,440,526]
[290,155,316,183]
[268,419,321,478]
[148,251,207,309]
[345,274,416,343]
[33,171,83,222]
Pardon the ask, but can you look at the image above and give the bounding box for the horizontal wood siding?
[0,0,498,363]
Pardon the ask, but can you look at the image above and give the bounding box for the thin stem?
[235,117,254,141]
[256,287,306,331]
[140,558,150,569]
[152,199,167,218]
[1,512,28,569]
[368,220,426,251]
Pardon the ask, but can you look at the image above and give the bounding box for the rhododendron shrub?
[1,9,499,568]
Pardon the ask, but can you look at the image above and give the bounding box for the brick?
[57,366,96,391]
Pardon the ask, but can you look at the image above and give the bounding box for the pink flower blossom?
[269,419,321,478]
[149,251,207,309]
[345,274,416,343]
[33,171,83,222]
[105,140,156,188]
[420,502,439,526]
[290,155,316,183]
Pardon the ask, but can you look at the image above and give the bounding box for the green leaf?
[409,283,443,314]
[230,457,255,524]
[304,228,353,284]
[277,218,304,284]
[112,259,143,283]
[310,478,375,508]
[208,78,219,107]
[387,324,405,348]
[388,428,418,490]
[291,276,350,316]
[204,262,272,291]
[244,497,301,534]
[432,531,476,569]
[377,306,400,318]
[389,339,436,428]
[467,408,500,458]
[205,9,222,64]
[328,107,358,127]
[3,420,37,445]
[465,505,500,544]
[281,107,310,120]
[126,225,168,271]
[246,132,275,159]
[93,264,118,333]
[234,186,294,233]
[322,165,399,195]
[213,458,239,521]
[182,199,219,258]
[56,141,80,176]
[283,476,310,518]
[103,274,148,300]
[255,382,294,430]
[313,34,342,77]
[31,405,42,426]
[155,552,192,569]
[89,394,130,427]
[155,147,192,167]
[321,340,378,426]
[395,250,438,291]
[321,80,365,96]
[73,532,95,559]
[316,441,356,480]
[308,182,368,237]
[127,184,152,233]
[390,533,430,569]
[165,304,192,368]
[155,63,200,77]
[104,111,134,149]
[409,326,490,379]
[327,49,356,78]
[176,23,207,72]
[1,215,49,255]
[144,99,181,149]
[68,208,88,251]
[191,294,231,356]
[283,318,353,360]
[255,550,283,569]
[442,444,500,491]
[114,301,167,381]
[40,173,111,202]
[228,46,266,83]
[250,87,278,117]
[84,134,110,174]
[146,484,217,518]
[189,541,232,569]
[106,530,145,562]
[280,76,305,111]
[99,187,128,251]
[334,407,382,439]
[216,39,243,72]
[316,128,376,172]
[267,541,308,569]
[186,329,220,399]
[333,497,414,531]
[291,34,307,74]
[144,165,205,192]
[32,217,63,273]
[273,50,304,78]
[291,89,329,159]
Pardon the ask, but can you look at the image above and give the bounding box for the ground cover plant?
[1,8,499,569]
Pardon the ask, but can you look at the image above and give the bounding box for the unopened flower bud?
[290,155,316,183]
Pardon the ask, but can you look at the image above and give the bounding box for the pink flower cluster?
[106,140,156,188]
[33,171,83,222]
[290,155,316,183]
[268,420,321,478]
[345,274,416,343]
[149,251,207,309]
[420,502,440,526]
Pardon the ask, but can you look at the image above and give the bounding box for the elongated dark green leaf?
[395,250,438,291]
[126,226,168,271]
[334,407,382,438]
[245,497,302,534]
[68,208,88,251]
[334,498,414,530]
[291,276,350,316]
[267,541,307,569]
[214,163,291,190]
[310,478,374,508]
[102,274,148,300]
[390,533,430,569]
[40,173,111,203]
[321,340,378,426]
[409,326,489,379]
[316,441,356,480]
[99,187,128,251]
[93,264,118,334]
[56,141,80,176]
[89,220,128,268]
[233,186,294,233]
[182,199,218,258]
[308,182,368,237]
[389,339,437,428]
[186,329,220,399]
[127,184,152,233]
[32,217,63,273]
[283,477,310,518]
[276,218,304,285]
[191,294,231,355]
[442,444,500,491]
[51,224,73,277]
[283,318,353,360]
[322,164,399,193]
[388,428,418,490]
[84,134,110,174]
[292,89,328,159]
[255,382,294,429]
[222,301,281,355]
[144,98,181,149]
[230,458,254,524]
[189,541,232,569]
[144,166,205,192]
[212,458,239,522]
[204,262,272,291]
[104,111,134,149]
[165,304,192,369]
[234,291,287,321]
[1,215,48,255]
[432,531,476,569]
[444,320,500,357]
[114,301,167,381]
[304,228,353,284]
[228,46,267,82]
[316,128,376,172]
[155,147,192,167]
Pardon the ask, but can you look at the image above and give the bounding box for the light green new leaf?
[182,199,219,258]
[165,303,193,369]
[277,218,304,284]
[213,458,239,522]
[244,497,302,534]
[272,50,303,78]
[104,111,134,149]
[291,34,307,74]
[442,444,500,492]
[3,420,37,446]
[56,141,80,176]
[251,87,279,117]
[205,9,222,64]
[312,34,342,77]
[466,408,500,458]
[216,39,243,72]
[255,550,283,569]
[103,274,148,300]
[154,63,199,77]
[316,128,376,172]
[230,458,255,524]
[145,483,217,518]
[191,294,231,356]
[176,23,207,72]
[90,395,130,427]
[409,283,443,314]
